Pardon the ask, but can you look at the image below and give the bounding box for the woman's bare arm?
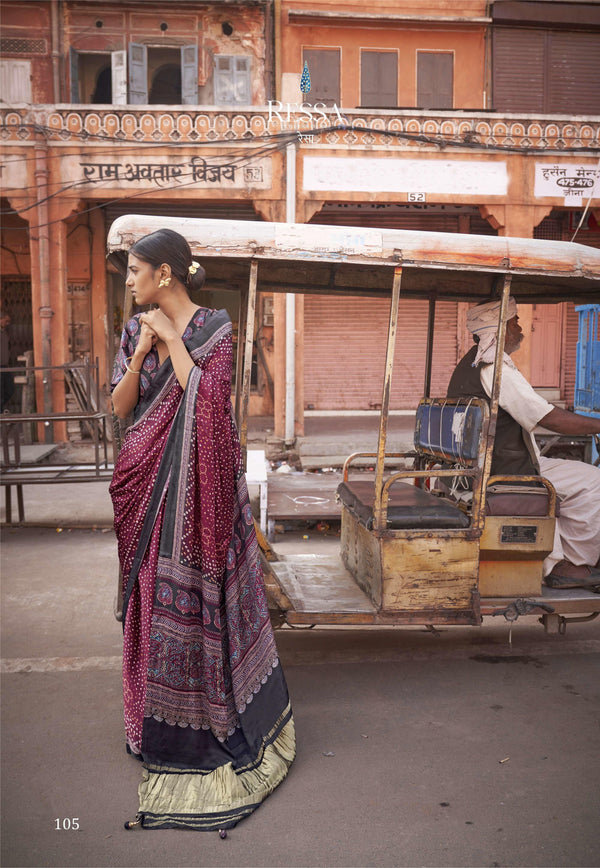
[111,324,155,418]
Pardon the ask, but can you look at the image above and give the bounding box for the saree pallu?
[110,309,295,830]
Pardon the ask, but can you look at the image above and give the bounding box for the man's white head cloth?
[467,297,517,366]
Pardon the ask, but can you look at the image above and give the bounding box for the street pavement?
[2,521,600,868]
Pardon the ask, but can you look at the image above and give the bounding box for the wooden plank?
[286,608,480,626]
[381,536,479,611]
[270,555,376,614]
[267,471,343,521]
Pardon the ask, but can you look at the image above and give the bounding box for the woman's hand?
[140,309,178,344]
[135,321,157,357]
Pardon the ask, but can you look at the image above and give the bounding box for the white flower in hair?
[188,261,200,275]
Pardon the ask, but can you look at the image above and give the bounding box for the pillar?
[273,292,286,439]
[89,208,110,404]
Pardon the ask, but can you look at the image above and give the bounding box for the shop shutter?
[563,303,579,406]
[304,295,457,410]
[548,31,600,114]
[493,28,600,113]
[492,28,545,112]
[304,207,493,409]
[309,205,497,235]
[103,201,260,224]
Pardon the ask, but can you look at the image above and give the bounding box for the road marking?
[2,638,599,673]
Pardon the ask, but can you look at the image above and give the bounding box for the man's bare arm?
[539,406,600,435]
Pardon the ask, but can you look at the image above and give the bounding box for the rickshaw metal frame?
[107,216,600,631]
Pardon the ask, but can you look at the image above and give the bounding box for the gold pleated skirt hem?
[137,711,296,831]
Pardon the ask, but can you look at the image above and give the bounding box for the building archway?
[91,65,112,103]
[149,63,181,104]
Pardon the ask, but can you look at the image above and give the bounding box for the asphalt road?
[2,527,600,868]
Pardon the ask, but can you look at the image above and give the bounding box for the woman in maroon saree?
[110,228,295,831]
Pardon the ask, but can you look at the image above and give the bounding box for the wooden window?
[69,45,198,105]
[214,55,251,105]
[0,59,31,103]
[417,51,453,109]
[181,45,198,105]
[111,51,127,104]
[360,50,397,108]
[302,48,340,106]
[128,43,148,104]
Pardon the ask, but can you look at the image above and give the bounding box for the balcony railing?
[1,106,599,151]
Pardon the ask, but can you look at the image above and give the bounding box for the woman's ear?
[157,263,173,289]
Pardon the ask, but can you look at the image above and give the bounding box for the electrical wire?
[2,118,598,228]
[570,156,600,242]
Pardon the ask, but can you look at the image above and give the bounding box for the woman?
[110,228,295,832]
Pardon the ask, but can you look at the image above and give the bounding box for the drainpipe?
[34,141,54,438]
[51,0,61,102]
[274,0,281,100]
[285,140,296,445]
[484,1,492,110]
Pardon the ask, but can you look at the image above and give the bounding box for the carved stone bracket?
[479,204,554,237]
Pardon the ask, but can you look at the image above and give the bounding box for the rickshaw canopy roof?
[107,215,600,302]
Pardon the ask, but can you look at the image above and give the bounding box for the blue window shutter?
[128,43,147,104]
[181,44,198,105]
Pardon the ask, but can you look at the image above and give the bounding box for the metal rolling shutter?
[103,201,260,224]
[549,32,600,114]
[304,295,457,410]
[492,28,545,112]
[304,206,492,410]
[493,27,600,114]
[563,303,579,407]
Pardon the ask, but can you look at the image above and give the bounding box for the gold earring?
[158,276,171,288]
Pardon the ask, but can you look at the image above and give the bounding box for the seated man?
[447,297,600,589]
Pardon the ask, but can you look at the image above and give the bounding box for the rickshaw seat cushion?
[485,484,559,516]
[337,479,470,530]
[415,401,485,462]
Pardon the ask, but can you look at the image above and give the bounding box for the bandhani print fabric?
[110,307,295,830]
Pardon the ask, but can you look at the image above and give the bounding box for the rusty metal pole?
[239,260,258,464]
[473,274,512,531]
[373,265,402,532]
[423,296,436,399]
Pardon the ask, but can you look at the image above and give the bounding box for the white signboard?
[535,163,600,204]
[303,157,508,196]
[61,155,272,190]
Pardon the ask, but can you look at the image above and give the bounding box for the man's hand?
[539,406,600,436]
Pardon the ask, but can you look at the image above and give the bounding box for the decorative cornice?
[1,107,599,152]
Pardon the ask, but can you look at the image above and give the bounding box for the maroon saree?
[110,308,295,830]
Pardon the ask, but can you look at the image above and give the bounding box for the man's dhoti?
[539,456,600,575]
